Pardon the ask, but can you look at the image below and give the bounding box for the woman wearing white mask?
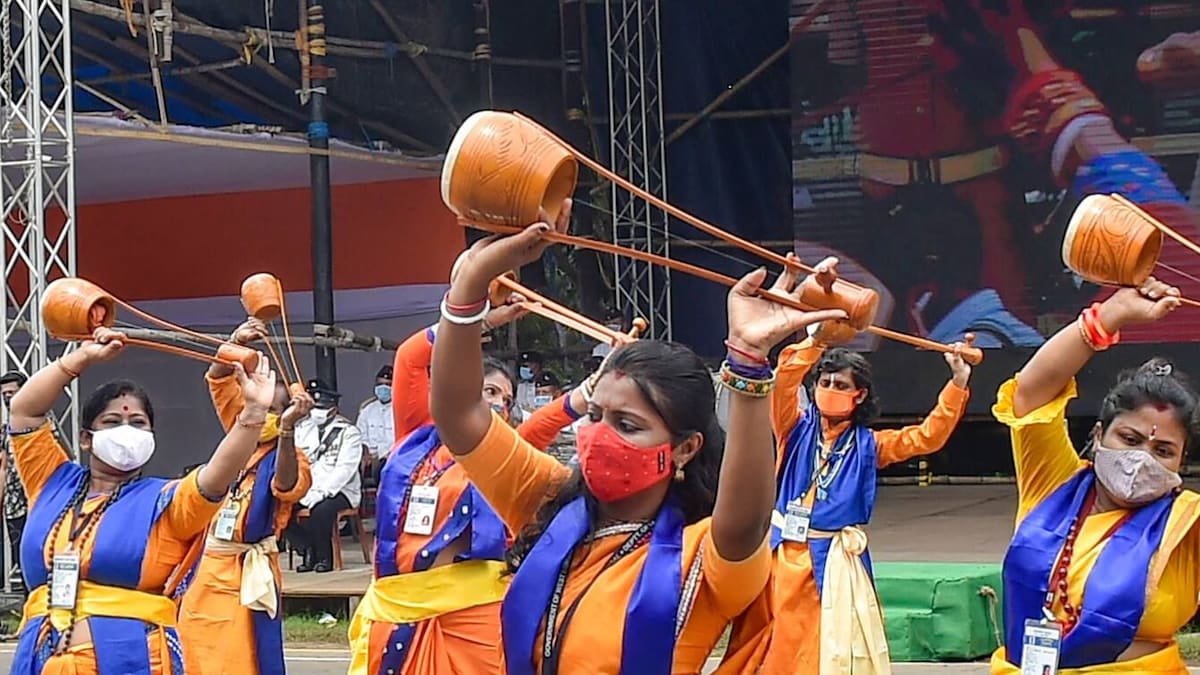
[6,326,275,675]
[989,278,1200,674]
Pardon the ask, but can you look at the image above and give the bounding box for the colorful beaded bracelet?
[718,361,776,398]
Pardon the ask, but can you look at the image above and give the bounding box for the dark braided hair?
[1098,357,1200,457]
[506,341,724,574]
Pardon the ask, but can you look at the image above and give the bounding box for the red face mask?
[814,387,860,419]
[577,422,674,503]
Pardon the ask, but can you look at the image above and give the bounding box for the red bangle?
[1080,303,1120,350]
[724,340,769,366]
[443,292,488,315]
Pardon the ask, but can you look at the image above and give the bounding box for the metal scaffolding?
[0,1,78,434]
[604,0,670,339]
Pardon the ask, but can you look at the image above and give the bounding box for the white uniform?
[295,414,363,509]
[355,397,395,460]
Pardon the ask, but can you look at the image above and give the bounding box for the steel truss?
[604,0,670,339]
[0,1,78,435]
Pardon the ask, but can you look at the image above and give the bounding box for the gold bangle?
[278,429,294,438]
[237,414,267,428]
[55,359,80,379]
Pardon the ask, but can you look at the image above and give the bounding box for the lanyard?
[799,428,854,508]
[541,520,654,675]
[66,492,106,549]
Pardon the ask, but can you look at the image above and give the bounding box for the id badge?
[1020,619,1061,675]
[50,551,80,610]
[403,485,439,536]
[782,499,812,543]
[214,501,241,541]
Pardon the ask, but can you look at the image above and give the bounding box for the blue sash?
[772,406,878,591]
[501,495,684,675]
[13,463,182,675]
[242,447,286,675]
[374,424,507,578]
[1002,468,1173,668]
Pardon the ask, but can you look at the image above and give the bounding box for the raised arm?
[205,319,266,431]
[516,389,585,451]
[714,264,848,561]
[431,206,567,456]
[392,326,436,441]
[875,345,972,467]
[196,358,277,498]
[1012,280,1178,418]
[273,391,313,493]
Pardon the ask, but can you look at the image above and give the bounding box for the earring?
[674,467,685,482]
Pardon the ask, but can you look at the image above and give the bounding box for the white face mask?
[90,425,156,472]
[1093,443,1182,505]
[533,394,553,409]
[309,407,332,425]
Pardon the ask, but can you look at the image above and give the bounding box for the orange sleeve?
[11,423,69,505]
[455,411,573,532]
[159,468,224,541]
[516,395,579,452]
[393,326,435,442]
[771,340,824,466]
[205,372,243,433]
[700,527,772,619]
[271,448,312,503]
[874,382,970,467]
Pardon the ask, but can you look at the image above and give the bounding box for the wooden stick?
[493,276,624,341]
[518,302,626,345]
[469,223,983,364]
[512,112,853,283]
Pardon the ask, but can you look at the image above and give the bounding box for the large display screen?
[790,1,1200,353]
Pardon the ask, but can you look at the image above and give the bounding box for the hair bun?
[1138,357,1176,378]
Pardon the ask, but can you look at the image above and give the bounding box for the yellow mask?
[259,412,281,444]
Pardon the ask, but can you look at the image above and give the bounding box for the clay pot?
[1062,194,1163,286]
[809,319,859,346]
[42,278,116,338]
[241,273,283,322]
[441,111,578,227]
[797,276,879,330]
[216,343,261,372]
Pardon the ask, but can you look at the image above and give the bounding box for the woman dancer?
[348,305,588,674]
[8,327,275,674]
[731,257,972,674]
[990,278,1200,673]
[429,200,849,673]
[178,318,314,675]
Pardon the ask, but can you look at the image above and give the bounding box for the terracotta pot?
[1062,194,1163,286]
[797,276,879,330]
[241,273,283,321]
[216,343,261,372]
[809,319,859,346]
[42,278,116,338]
[441,111,578,227]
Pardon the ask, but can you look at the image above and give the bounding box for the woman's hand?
[944,333,975,388]
[726,256,849,359]
[483,293,532,330]
[76,327,127,366]
[1098,277,1180,331]
[230,318,267,346]
[280,392,314,429]
[235,358,276,416]
[450,199,572,293]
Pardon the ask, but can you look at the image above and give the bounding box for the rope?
[978,586,1004,648]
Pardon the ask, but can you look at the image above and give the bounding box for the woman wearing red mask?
[428,199,850,673]
[722,258,973,674]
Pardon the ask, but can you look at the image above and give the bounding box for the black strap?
[311,423,346,461]
[541,520,654,675]
[800,425,855,504]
